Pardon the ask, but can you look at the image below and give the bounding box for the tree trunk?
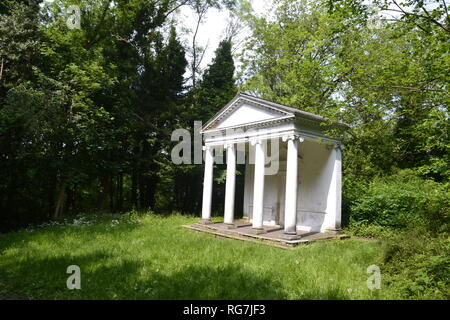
[109,175,114,212]
[117,172,123,212]
[96,176,110,211]
[53,182,66,218]
[131,168,138,209]
[0,58,4,81]
[47,175,56,218]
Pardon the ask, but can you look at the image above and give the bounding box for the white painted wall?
[216,103,282,129]
[323,147,342,231]
[243,139,340,232]
[203,97,342,233]
[296,140,333,232]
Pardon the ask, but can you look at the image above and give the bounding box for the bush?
[345,170,449,299]
[343,220,395,239]
[382,229,450,299]
[348,169,449,231]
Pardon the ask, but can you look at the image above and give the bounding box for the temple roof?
[201,92,349,133]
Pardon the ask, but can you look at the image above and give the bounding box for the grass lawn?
[0,212,399,299]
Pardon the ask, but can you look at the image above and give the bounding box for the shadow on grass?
[0,249,117,299]
[0,216,354,300]
[133,265,288,300]
[1,248,288,299]
[1,245,355,299]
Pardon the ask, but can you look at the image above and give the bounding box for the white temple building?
[199,93,348,239]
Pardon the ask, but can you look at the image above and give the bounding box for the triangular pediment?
[201,94,295,132]
[215,103,287,128]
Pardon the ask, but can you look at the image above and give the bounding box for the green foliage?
[0,212,396,299]
[0,0,448,299]
[169,38,237,214]
[382,229,449,299]
[0,3,42,95]
[241,0,449,184]
[241,0,357,117]
[344,168,449,300]
[349,170,449,231]
[192,39,237,122]
[343,221,395,239]
[0,0,199,229]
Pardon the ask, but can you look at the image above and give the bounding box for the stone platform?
[184,220,350,249]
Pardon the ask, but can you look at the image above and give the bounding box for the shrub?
[345,170,449,299]
[349,169,449,231]
[382,229,450,299]
[343,220,395,239]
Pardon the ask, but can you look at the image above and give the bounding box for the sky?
[172,0,404,76]
[174,0,272,72]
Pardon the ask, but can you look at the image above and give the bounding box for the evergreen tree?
[172,39,237,214]
[135,26,187,210]
[195,39,237,122]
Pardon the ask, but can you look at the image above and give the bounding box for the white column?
[201,146,214,223]
[335,146,342,230]
[224,143,236,225]
[252,139,265,232]
[283,135,301,234]
[325,144,342,231]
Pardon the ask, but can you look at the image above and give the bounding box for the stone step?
[185,224,297,249]
[185,222,350,249]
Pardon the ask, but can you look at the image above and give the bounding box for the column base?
[282,233,302,240]
[199,219,213,225]
[251,227,266,235]
[225,223,237,229]
[324,227,341,232]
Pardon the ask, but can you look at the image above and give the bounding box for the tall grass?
[1,212,397,299]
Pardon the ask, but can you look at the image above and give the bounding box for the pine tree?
[172,39,237,214]
[195,39,237,122]
[135,26,187,210]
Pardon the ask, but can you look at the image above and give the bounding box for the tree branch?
[388,0,450,33]
[442,0,449,17]
[369,84,444,92]
[0,58,3,81]
[191,6,207,89]
[85,0,113,50]
[111,33,143,53]
[163,0,190,20]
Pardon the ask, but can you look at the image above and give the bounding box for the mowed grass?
[0,213,398,299]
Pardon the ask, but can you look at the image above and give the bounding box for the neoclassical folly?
[199,93,348,238]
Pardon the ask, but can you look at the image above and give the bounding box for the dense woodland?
[0,0,450,298]
[0,0,449,298]
[0,0,239,229]
[0,0,448,225]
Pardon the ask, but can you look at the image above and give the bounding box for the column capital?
[334,142,343,150]
[282,134,304,142]
[250,138,262,146]
[224,142,235,150]
[202,145,211,151]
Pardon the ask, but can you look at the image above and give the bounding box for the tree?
[240,0,449,219]
[134,26,187,210]
[195,39,237,122]
[0,2,42,104]
[171,39,237,214]
[185,0,237,89]
[0,0,192,230]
